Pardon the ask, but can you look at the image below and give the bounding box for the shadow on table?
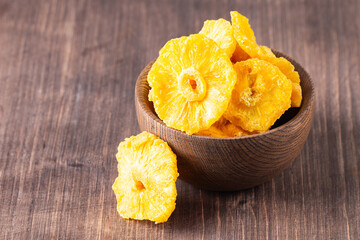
[165,180,259,233]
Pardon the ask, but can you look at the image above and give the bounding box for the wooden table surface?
[1,0,359,239]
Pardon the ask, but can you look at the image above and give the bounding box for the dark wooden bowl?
[135,50,315,191]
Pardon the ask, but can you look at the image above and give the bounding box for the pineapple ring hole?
[132,171,146,191]
[178,67,207,102]
[134,180,145,191]
[240,71,264,107]
[189,79,197,89]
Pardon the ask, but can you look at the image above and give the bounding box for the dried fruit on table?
[199,19,237,58]
[231,11,302,107]
[197,116,250,137]
[148,34,237,135]
[224,59,292,133]
[112,131,178,224]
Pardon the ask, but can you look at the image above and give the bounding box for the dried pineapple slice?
[112,132,178,224]
[230,11,262,58]
[199,19,237,58]
[258,46,302,107]
[231,11,302,107]
[196,125,229,137]
[259,45,276,57]
[220,118,250,137]
[224,59,292,133]
[197,116,249,137]
[269,56,302,107]
[148,34,237,135]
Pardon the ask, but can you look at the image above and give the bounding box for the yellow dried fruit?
[199,19,237,58]
[196,125,228,137]
[269,57,302,107]
[230,11,262,58]
[148,34,237,135]
[259,45,276,57]
[231,11,302,107]
[197,116,249,137]
[258,46,302,107]
[112,132,178,224]
[224,59,292,133]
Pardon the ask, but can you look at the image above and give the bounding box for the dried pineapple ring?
[199,19,237,58]
[112,132,178,224]
[220,118,250,137]
[258,46,302,107]
[148,34,237,135]
[196,125,229,137]
[231,11,302,107]
[196,116,250,137]
[224,59,292,133]
[270,57,302,107]
[259,45,276,57]
[230,11,262,58]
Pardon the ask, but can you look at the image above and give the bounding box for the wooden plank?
[0,0,359,239]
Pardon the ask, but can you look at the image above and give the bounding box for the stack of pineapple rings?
[112,11,303,225]
[148,11,302,136]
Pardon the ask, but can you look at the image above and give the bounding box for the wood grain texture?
[135,50,314,191]
[0,0,359,239]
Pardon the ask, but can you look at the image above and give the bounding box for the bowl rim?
[135,49,315,141]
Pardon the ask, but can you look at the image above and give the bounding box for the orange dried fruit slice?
[269,56,302,107]
[258,46,302,107]
[196,125,228,137]
[197,116,250,137]
[224,59,292,133]
[219,118,250,137]
[231,11,302,107]
[112,131,178,224]
[199,19,237,58]
[148,34,237,135]
[230,11,262,58]
[259,45,276,57]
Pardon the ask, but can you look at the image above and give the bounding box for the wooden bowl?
[135,50,315,191]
